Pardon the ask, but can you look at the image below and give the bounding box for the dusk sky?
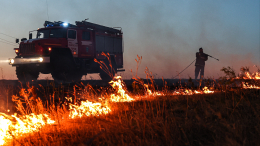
[0,0,259,79]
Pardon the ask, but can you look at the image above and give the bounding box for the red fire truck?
[9,20,124,82]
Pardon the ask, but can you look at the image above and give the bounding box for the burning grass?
[0,75,217,145]
[0,75,258,146]
[0,56,259,145]
[2,89,260,146]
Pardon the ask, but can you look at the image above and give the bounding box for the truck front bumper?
[9,57,50,65]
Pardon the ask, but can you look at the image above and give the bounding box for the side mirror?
[29,33,32,39]
[15,38,19,43]
[21,38,27,42]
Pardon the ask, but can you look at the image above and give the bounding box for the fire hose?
[204,53,219,61]
[172,59,196,79]
[172,53,219,79]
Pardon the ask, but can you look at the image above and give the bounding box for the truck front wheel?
[16,65,39,82]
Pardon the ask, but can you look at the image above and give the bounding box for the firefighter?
[195,47,208,80]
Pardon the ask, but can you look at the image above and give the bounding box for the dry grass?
[2,86,260,146]
[1,63,260,145]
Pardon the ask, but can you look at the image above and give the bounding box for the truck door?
[78,30,94,58]
[68,29,78,57]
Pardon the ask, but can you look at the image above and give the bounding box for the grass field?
[0,80,259,146]
[0,64,259,145]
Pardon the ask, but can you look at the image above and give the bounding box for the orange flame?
[239,71,260,89]
[144,84,163,96]
[109,76,135,102]
[0,75,216,145]
[172,87,214,95]
[0,113,55,145]
[69,100,111,119]
[201,86,215,94]
[242,82,260,89]
[242,71,260,80]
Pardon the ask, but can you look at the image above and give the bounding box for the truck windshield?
[37,29,67,38]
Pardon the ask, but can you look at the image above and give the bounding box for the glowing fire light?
[238,71,260,89]
[242,82,260,89]
[69,100,111,119]
[201,86,214,94]
[68,76,135,119]
[242,71,260,80]
[0,113,55,145]
[144,84,163,96]
[109,76,135,102]
[0,75,216,145]
[172,87,214,95]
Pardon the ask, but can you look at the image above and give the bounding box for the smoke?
[0,0,259,80]
[121,0,259,79]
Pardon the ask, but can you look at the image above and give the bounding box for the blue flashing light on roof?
[46,24,53,27]
[62,23,68,27]
[44,21,76,28]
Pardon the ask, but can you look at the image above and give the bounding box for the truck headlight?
[39,57,43,62]
[10,59,14,64]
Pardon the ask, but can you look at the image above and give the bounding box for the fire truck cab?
[9,20,124,82]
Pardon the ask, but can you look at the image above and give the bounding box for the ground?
[3,88,260,146]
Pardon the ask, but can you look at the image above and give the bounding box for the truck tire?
[16,65,39,82]
[51,55,82,82]
[99,58,117,81]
